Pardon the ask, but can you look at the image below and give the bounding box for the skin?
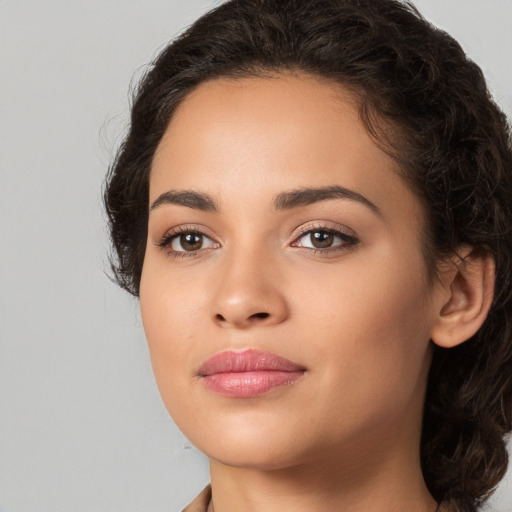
[140,73,449,511]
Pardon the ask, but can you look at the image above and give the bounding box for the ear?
[430,246,495,349]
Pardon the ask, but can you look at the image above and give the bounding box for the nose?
[210,248,289,329]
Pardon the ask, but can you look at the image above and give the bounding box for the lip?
[198,349,307,398]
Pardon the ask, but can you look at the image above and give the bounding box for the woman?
[104,0,512,510]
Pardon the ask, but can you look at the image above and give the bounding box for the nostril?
[251,312,270,319]
[214,311,272,326]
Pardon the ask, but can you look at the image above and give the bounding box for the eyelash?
[156,224,359,259]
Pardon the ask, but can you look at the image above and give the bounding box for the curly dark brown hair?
[104,0,512,509]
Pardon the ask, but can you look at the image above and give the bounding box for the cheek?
[296,240,431,336]
[293,244,433,416]
[139,258,207,398]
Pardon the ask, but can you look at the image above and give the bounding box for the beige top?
[182,484,445,511]
[182,485,212,512]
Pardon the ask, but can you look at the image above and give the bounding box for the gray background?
[1,1,511,511]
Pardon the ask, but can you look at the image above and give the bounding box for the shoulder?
[181,485,212,512]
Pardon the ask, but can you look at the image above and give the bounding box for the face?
[140,74,441,472]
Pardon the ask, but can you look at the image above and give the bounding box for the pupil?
[312,231,333,248]
[181,233,202,251]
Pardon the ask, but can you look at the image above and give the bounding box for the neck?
[208,437,437,512]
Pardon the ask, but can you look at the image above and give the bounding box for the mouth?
[198,349,307,398]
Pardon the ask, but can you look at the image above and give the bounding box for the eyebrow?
[273,185,381,216]
[149,185,381,216]
[150,190,217,212]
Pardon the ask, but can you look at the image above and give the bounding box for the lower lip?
[201,370,305,398]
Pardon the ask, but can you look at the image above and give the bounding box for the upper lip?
[198,349,306,376]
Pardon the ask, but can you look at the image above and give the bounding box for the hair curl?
[104,1,512,509]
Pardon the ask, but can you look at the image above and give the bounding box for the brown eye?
[169,231,216,252]
[180,233,203,251]
[310,231,334,248]
[293,227,358,252]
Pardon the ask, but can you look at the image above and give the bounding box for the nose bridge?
[211,240,289,328]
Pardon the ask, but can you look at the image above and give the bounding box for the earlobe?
[430,247,495,349]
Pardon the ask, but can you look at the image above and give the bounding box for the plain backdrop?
[1,1,511,511]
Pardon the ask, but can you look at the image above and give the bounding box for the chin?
[203,439,305,471]
[184,418,312,471]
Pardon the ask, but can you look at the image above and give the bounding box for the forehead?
[150,73,423,226]
[154,73,367,169]
[156,73,362,155]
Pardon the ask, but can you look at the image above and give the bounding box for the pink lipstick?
[198,349,306,398]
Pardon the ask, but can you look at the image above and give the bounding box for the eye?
[301,231,336,249]
[292,227,358,251]
[157,228,219,255]
[171,232,212,252]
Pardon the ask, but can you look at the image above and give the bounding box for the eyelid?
[291,221,357,240]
